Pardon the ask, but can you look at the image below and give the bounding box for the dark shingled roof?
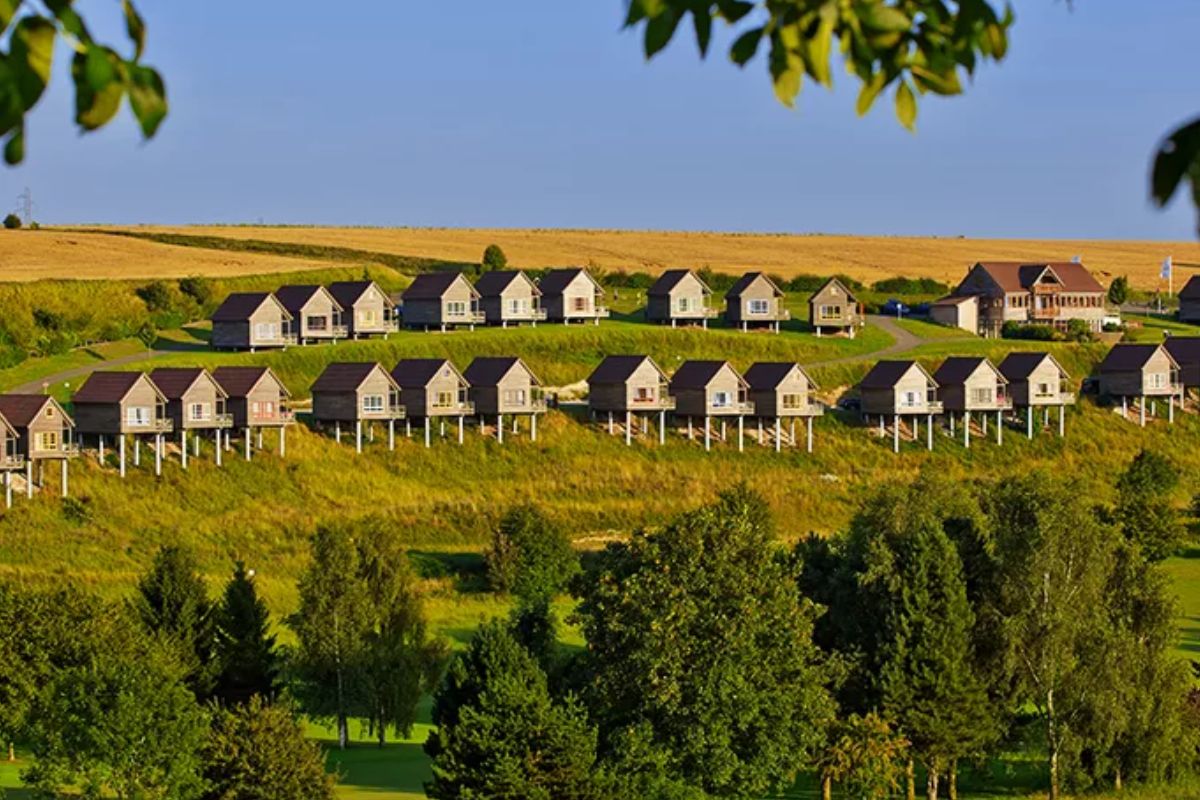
[1164,337,1200,367]
[1099,343,1167,372]
[931,295,976,306]
[669,360,735,391]
[463,357,539,387]
[391,358,461,389]
[474,271,536,297]
[0,394,68,428]
[932,357,994,387]
[859,360,931,390]
[312,362,393,393]
[1179,275,1200,302]
[724,272,782,299]
[587,355,662,385]
[274,285,339,316]
[73,372,152,404]
[648,269,708,297]
[328,281,387,309]
[968,262,1105,294]
[998,352,1060,381]
[213,366,290,398]
[211,292,281,322]
[744,362,806,391]
[149,368,224,401]
[401,272,473,301]
[537,268,600,296]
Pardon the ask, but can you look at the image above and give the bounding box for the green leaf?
[0,58,24,136]
[802,14,836,87]
[0,0,18,35]
[123,0,146,61]
[127,63,167,137]
[692,9,713,58]
[768,35,802,108]
[729,26,764,66]
[72,48,125,131]
[894,79,916,130]
[861,4,912,34]
[644,8,680,58]
[715,0,754,23]
[911,64,962,96]
[4,125,23,165]
[1151,118,1200,207]
[10,16,56,108]
[44,0,91,42]
[856,71,887,116]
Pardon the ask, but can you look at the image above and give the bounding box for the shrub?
[486,504,579,602]
[136,280,176,312]
[1065,318,1095,342]
[1103,321,1124,333]
[481,244,508,273]
[1001,321,1058,341]
[3,214,20,230]
[870,276,949,295]
[1108,276,1130,306]
[178,276,215,307]
[32,308,64,331]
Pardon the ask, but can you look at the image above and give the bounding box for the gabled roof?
[810,277,856,302]
[743,362,817,391]
[965,262,1105,294]
[311,362,398,394]
[998,351,1068,381]
[1164,336,1200,366]
[669,360,745,391]
[1179,275,1200,302]
[587,355,666,385]
[73,372,162,404]
[149,368,227,401]
[274,285,342,316]
[931,294,976,307]
[391,358,466,389]
[401,272,477,301]
[212,366,291,399]
[0,394,72,428]
[0,412,14,438]
[725,272,783,299]
[328,280,393,309]
[211,292,290,323]
[537,268,603,296]
[648,269,710,297]
[932,357,1003,387]
[474,270,539,297]
[859,360,936,390]
[463,357,541,387]
[1099,343,1175,372]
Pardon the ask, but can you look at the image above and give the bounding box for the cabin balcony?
[0,452,25,470]
[529,308,549,321]
[631,395,676,411]
[213,412,235,428]
[1060,391,1077,405]
[530,397,548,412]
[252,409,295,427]
[594,305,611,318]
[780,401,824,417]
[711,400,756,415]
[899,401,944,415]
[1030,307,1059,321]
[130,418,174,434]
[330,323,350,338]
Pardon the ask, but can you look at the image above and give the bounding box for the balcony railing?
[530,397,548,412]
[781,401,824,417]
[128,418,174,433]
[631,395,676,410]
[0,453,25,470]
[712,401,756,415]
[900,401,944,415]
[1060,391,1077,405]
[214,412,235,428]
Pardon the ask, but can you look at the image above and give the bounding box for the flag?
[1161,256,1173,279]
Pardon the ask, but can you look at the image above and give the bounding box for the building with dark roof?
[808,278,862,337]
[858,360,942,452]
[150,368,233,468]
[328,281,398,338]
[1098,343,1182,426]
[538,268,608,324]
[391,359,473,446]
[668,360,753,451]
[474,271,546,327]
[210,292,295,351]
[400,273,483,331]
[463,357,545,442]
[724,272,789,332]
[212,366,294,459]
[932,357,1011,447]
[1164,336,1200,389]
[645,269,717,327]
[743,362,822,452]
[311,363,405,452]
[997,352,1076,438]
[274,285,346,344]
[587,355,674,445]
[1178,276,1200,324]
[943,261,1107,337]
[72,372,172,477]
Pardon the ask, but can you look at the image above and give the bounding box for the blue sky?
[5,1,1200,239]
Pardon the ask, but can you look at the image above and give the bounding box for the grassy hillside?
[84,225,1200,289]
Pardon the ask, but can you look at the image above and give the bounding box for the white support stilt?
[119,435,126,477]
[608,412,613,435]
[1058,404,1065,437]
[25,462,31,499]
[279,426,286,457]
[61,459,68,498]
[424,418,431,448]
[244,429,251,461]
[1122,395,1128,419]
[775,417,781,452]
[893,414,900,453]
[737,415,743,452]
[355,421,362,454]
[658,410,664,445]
[181,430,188,470]
[440,419,446,438]
[388,420,395,451]
[1169,394,1175,424]
[791,417,796,444]
[406,419,411,437]
[155,435,162,476]
[926,414,933,451]
[135,437,141,467]
[720,419,726,440]
[878,416,885,435]
[1027,406,1033,439]
[964,410,971,448]
[498,414,504,444]
[335,421,341,444]
[216,430,223,466]
[704,416,711,452]
[950,413,956,436]
[368,424,375,444]
[532,413,538,442]
[1140,396,1146,427]
[687,416,693,440]
[806,416,813,453]
[99,434,105,465]
[982,413,988,435]
[458,416,464,444]
[257,428,263,449]
[625,411,632,446]
[757,418,763,443]
[996,410,1002,445]
[4,471,10,508]
[193,433,200,457]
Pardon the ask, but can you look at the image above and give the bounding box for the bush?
[1065,318,1095,342]
[3,214,21,230]
[1103,321,1124,333]
[136,280,176,312]
[486,504,579,603]
[1001,321,1058,341]
[1108,276,1130,306]
[481,244,508,273]
[178,276,215,307]
[870,276,949,295]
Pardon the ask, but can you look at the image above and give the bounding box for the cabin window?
[446,301,467,317]
[571,296,589,312]
[711,391,732,408]
[44,407,53,418]
[127,407,151,426]
[1035,382,1055,398]
[359,309,377,324]
[507,298,527,315]
[1148,373,1168,389]
[189,403,211,421]
[634,386,655,403]
[503,389,527,405]
[970,387,994,405]
[747,299,770,315]
[307,315,328,331]
[362,395,385,413]
[35,431,58,451]
[254,322,277,339]
[901,390,920,408]
[433,391,455,409]
[676,297,694,313]
[781,393,803,410]
[818,304,841,321]
[252,401,275,420]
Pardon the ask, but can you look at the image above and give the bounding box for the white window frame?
[970,387,993,405]
[254,322,277,340]
[507,298,527,315]
[127,406,151,426]
[1148,372,1167,389]
[711,391,733,409]
[819,304,841,321]
[781,393,803,410]
[747,299,770,315]
[676,297,694,313]
[36,431,59,451]
[189,402,211,422]
[362,394,385,413]
[901,390,920,409]
[445,301,467,317]
[1034,381,1055,398]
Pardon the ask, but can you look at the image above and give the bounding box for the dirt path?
[807,314,973,369]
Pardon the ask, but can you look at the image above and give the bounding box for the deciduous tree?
[481,243,508,273]
[486,503,579,603]
[1112,449,1186,561]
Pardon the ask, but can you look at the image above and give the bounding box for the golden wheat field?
[0,229,337,281]
[2,225,1197,288]
[109,225,1200,289]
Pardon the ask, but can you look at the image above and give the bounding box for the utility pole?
[15,187,32,225]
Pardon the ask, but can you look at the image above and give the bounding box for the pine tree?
[212,561,279,706]
[133,545,217,697]
[289,526,372,749]
[425,621,600,800]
